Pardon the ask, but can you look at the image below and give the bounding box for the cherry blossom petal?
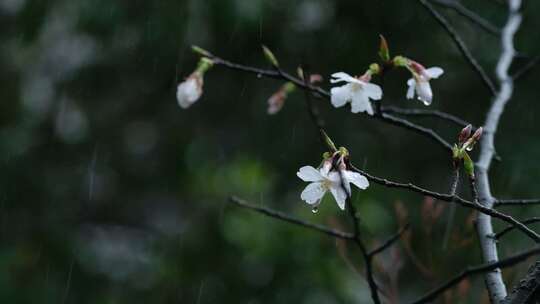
[330,72,357,84]
[330,84,352,108]
[344,171,369,190]
[350,92,372,115]
[300,182,327,205]
[297,166,323,182]
[416,81,433,105]
[330,186,347,210]
[363,83,383,100]
[406,79,416,100]
[425,67,444,79]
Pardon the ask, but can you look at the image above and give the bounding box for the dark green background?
[1,0,539,303]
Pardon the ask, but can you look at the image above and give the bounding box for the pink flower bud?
[458,124,473,144]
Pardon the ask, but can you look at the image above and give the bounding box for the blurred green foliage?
[1,0,540,303]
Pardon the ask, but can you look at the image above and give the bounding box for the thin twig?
[368,223,410,257]
[349,164,540,243]
[407,246,540,304]
[496,198,540,207]
[381,105,472,129]
[474,0,522,301]
[228,196,354,240]
[376,112,453,152]
[495,218,540,239]
[430,0,501,36]
[443,167,460,249]
[512,55,540,80]
[418,0,498,95]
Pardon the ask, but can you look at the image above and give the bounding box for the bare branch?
[503,261,540,304]
[228,196,354,240]
[430,0,501,36]
[474,0,522,301]
[418,0,498,95]
[512,55,540,80]
[496,217,540,240]
[408,246,540,304]
[368,223,410,257]
[381,105,472,129]
[376,112,453,152]
[349,164,540,243]
[496,198,540,207]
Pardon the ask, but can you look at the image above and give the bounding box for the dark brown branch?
[349,164,540,242]
[418,0,498,95]
[513,55,540,80]
[496,198,540,207]
[430,0,501,36]
[376,112,453,152]
[496,218,540,240]
[503,261,540,304]
[443,167,461,249]
[368,223,410,257]
[381,105,472,129]
[228,196,354,240]
[408,246,540,304]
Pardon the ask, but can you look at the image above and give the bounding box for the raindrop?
[311,207,319,214]
[466,145,474,152]
[257,73,262,78]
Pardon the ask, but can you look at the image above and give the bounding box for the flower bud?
[471,127,483,142]
[267,82,295,115]
[378,34,390,62]
[321,130,337,152]
[262,45,279,68]
[458,124,473,144]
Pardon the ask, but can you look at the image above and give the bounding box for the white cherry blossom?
[177,73,203,109]
[330,72,382,115]
[406,63,444,106]
[297,162,369,210]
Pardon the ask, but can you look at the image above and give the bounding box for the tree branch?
[381,105,473,129]
[495,217,540,240]
[228,196,354,240]
[430,0,501,36]
[503,261,540,304]
[368,223,410,257]
[408,246,540,304]
[496,198,540,207]
[474,0,522,301]
[349,164,540,243]
[418,0,498,95]
[512,55,540,80]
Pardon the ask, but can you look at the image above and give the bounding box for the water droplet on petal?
[311,207,319,214]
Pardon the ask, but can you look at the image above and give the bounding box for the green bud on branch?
[191,45,212,58]
[378,35,391,62]
[262,45,279,68]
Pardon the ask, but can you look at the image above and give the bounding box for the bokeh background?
[1,0,539,303]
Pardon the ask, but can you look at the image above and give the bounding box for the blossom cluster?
[175,41,446,213]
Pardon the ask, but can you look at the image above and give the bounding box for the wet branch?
[495,198,540,207]
[418,0,497,95]
[349,164,540,243]
[408,246,540,304]
[495,217,540,240]
[381,105,473,129]
[368,223,410,257]
[430,0,501,36]
[228,196,355,240]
